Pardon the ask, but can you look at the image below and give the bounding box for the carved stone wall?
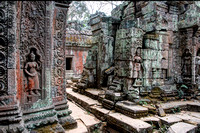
[52,1,76,129]
[0,1,75,132]
[0,1,24,132]
[65,23,92,79]
[79,1,200,104]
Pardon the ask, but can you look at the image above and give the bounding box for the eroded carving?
[181,49,192,77]
[24,51,40,96]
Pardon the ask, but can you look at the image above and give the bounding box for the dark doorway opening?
[66,58,72,70]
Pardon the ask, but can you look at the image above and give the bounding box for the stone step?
[115,101,149,118]
[140,116,161,128]
[66,88,153,133]
[184,111,200,119]
[167,122,198,133]
[173,112,200,128]
[107,112,153,133]
[90,105,110,121]
[67,88,100,112]
[67,100,102,132]
[67,88,200,132]
[157,115,183,126]
[65,119,88,133]
[159,101,200,113]
[84,88,104,100]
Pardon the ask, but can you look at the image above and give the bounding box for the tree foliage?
[67,1,90,21]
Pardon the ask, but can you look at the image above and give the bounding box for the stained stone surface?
[167,122,197,133]
[115,101,149,118]
[68,101,101,128]
[108,112,153,133]
[158,115,183,125]
[65,119,88,133]
[76,1,200,107]
[174,113,200,127]
[67,88,99,107]
[0,1,76,132]
[184,111,200,119]
[66,85,200,132]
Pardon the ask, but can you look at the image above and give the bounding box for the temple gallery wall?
[77,1,200,102]
[0,1,76,132]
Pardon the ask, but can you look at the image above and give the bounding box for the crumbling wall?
[65,26,92,79]
[77,1,200,102]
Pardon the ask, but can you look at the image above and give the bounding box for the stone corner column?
[51,1,77,129]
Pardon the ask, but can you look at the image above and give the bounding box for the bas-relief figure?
[133,49,143,86]
[196,50,200,76]
[133,54,142,79]
[25,51,40,96]
[181,49,192,77]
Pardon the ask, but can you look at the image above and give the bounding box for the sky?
[85,1,123,16]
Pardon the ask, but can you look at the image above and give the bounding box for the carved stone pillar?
[52,1,76,129]
[0,1,75,132]
[0,1,25,132]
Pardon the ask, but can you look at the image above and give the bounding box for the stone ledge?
[107,112,153,133]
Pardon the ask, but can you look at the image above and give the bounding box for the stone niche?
[0,1,76,133]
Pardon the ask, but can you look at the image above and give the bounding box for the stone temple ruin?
[70,1,200,132]
[76,1,200,102]
[1,1,200,133]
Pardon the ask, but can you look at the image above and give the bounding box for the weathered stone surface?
[84,88,103,100]
[107,112,153,133]
[65,119,88,133]
[158,107,166,117]
[174,113,200,127]
[68,100,102,132]
[90,105,110,121]
[0,1,77,131]
[159,115,182,125]
[160,101,188,113]
[140,116,161,129]
[67,88,99,109]
[115,101,148,118]
[184,111,200,119]
[167,122,197,133]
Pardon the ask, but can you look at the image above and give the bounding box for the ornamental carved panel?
[0,2,8,105]
[52,7,67,99]
[20,1,46,109]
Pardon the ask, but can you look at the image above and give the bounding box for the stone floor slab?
[84,88,103,100]
[167,122,197,133]
[65,119,88,133]
[67,88,99,108]
[158,115,182,125]
[140,116,160,123]
[174,113,200,127]
[85,88,102,96]
[184,111,200,119]
[107,112,153,133]
[67,100,102,132]
[160,101,188,113]
[90,105,110,121]
[68,101,101,127]
[115,101,148,118]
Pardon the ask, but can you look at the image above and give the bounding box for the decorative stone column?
[52,1,76,129]
[0,1,75,132]
[0,1,25,132]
